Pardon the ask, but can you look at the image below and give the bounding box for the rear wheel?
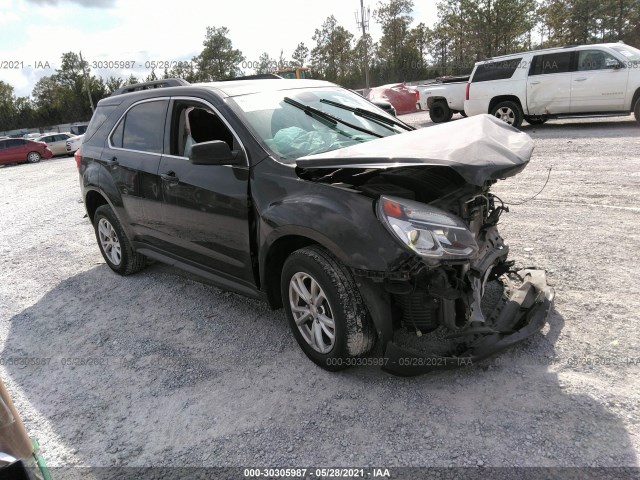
[93,205,147,275]
[429,100,453,123]
[26,151,41,163]
[635,99,640,125]
[281,246,376,371]
[491,101,524,128]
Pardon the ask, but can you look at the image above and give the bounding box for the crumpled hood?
[296,114,535,186]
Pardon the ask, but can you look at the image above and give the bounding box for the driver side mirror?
[189,140,242,166]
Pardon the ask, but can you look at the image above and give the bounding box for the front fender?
[259,190,410,274]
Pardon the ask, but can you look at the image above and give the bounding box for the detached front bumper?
[381,269,555,376]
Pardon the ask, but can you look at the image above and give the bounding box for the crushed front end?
[296,115,554,375]
[358,177,554,376]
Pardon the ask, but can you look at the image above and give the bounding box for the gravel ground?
[1,113,639,476]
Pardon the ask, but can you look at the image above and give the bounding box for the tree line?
[1,0,638,131]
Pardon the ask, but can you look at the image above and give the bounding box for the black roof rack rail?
[110,78,189,96]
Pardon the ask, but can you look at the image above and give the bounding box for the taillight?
[465,83,470,101]
[74,149,81,170]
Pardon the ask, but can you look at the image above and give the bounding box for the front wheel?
[93,205,147,275]
[26,151,41,163]
[281,246,376,371]
[635,99,640,126]
[429,100,453,123]
[491,101,524,129]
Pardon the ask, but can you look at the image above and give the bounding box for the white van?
[464,42,640,128]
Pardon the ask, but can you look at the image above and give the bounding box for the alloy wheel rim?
[28,153,39,162]
[495,107,515,125]
[289,272,335,354]
[98,218,122,266]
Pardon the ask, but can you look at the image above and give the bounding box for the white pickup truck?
[416,75,469,123]
[464,42,640,128]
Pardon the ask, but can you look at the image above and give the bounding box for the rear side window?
[7,139,25,147]
[112,100,168,154]
[530,52,573,76]
[472,58,523,82]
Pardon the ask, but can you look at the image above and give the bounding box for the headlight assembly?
[377,196,478,259]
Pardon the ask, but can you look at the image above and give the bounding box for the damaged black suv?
[79,78,554,376]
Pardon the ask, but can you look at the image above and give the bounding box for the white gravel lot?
[1,113,639,476]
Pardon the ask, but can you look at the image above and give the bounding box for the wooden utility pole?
[355,0,371,90]
[79,51,94,113]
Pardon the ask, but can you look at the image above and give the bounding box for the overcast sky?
[0,0,439,97]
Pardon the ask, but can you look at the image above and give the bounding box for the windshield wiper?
[320,98,414,131]
[283,97,383,139]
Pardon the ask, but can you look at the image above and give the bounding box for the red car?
[0,138,53,165]
[367,83,420,115]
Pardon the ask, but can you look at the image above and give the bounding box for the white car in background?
[66,134,84,154]
[464,42,640,128]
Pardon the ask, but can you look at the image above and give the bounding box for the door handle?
[160,172,179,183]
[574,78,587,82]
[529,81,540,85]
[104,156,118,166]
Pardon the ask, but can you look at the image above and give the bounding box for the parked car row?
[0,131,84,165]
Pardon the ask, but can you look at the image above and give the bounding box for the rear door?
[155,97,255,287]
[570,49,628,112]
[104,98,168,242]
[527,51,574,115]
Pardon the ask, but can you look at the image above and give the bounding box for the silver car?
[36,133,76,156]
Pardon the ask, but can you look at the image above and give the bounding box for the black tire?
[281,245,376,371]
[460,110,467,118]
[525,116,548,125]
[429,100,453,123]
[93,205,147,275]
[491,101,524,129]
[635,99,640,125]
[26,151,41,163]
